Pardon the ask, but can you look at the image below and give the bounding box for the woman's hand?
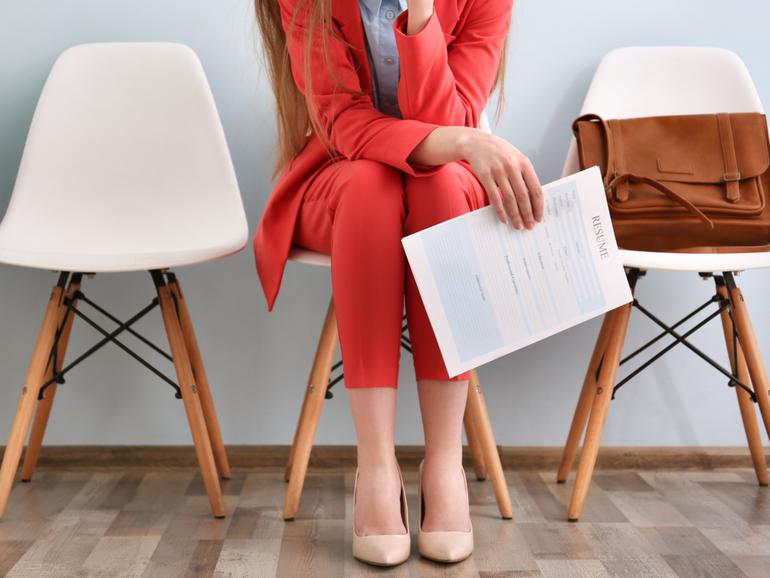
[405,0,434,35]
[407,125,544,229]
[458,129,544,229]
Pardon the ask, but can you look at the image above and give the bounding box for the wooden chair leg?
[724,273,770,449]
[21,275,82,482]
[167,275,231,480]
[716,281,769,486]
[284,380,312,482]
[464,398,487,481]
[557,312,614,483]
[283,297,338,521]
[466,369,513,519]
[154,272,225,518]
[568,304,632,522]
[0,273,68,518]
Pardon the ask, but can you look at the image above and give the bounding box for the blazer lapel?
[331,0,373,96]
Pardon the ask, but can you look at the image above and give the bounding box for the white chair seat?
[288,247,331,268]
[621,248,770,273]
[0,240,246,273]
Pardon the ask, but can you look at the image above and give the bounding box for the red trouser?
[292,158,488,388]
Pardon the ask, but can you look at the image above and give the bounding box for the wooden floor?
[0,467,768,577]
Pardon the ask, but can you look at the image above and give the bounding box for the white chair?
[558,47,770,521]
[281,110,515,521]
[0,42,248,519]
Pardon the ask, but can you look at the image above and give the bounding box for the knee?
[404,162,475,234]
[335,159,406,227]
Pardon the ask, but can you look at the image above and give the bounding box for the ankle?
[423,450,463,471]
[354,460,407,537]
[356,448,398,472]
[420,458,470,532]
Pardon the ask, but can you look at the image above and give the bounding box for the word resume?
[402,166,632,377]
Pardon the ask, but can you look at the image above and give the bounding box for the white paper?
[401,165,632,377]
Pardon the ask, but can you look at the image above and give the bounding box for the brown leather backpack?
[572,111,770,253]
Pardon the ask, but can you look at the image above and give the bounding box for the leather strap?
[573,113,613,186]
[574,114,629,198]
[717,113,741,202]
[607,172,714,229]
[608,119,630,202]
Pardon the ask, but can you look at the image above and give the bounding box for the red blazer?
[253,0,514,311]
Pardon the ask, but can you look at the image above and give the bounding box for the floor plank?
[0,467,767,577]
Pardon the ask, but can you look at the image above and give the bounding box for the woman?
[253,0,543,566]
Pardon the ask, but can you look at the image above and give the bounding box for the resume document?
[401,166,633,377]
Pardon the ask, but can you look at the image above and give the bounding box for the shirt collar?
[360,0,408,16]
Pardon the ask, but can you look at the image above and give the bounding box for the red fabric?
[253,0,514,312]
[293,159,487,386]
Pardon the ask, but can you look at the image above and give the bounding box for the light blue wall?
[1,0,769,446]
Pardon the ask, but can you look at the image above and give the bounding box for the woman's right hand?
[458,129,544,229]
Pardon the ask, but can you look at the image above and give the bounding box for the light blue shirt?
[358,0,408,118]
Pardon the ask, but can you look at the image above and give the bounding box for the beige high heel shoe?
[417,459,474,563]
[352,465,411,567]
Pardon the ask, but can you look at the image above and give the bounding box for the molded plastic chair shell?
[0,42,248,272]
[561,46,770,273]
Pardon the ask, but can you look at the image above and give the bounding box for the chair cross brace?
[322,269,759,403]
[610,270,755,401]
[323,317,411,399]
[37,274,183,401]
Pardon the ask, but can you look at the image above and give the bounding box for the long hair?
[254,0,509,180]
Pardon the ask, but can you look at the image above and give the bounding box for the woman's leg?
[404,161,489,531]
[418,380,471,531]
[294,159,406,390]
[348,388,404,534]
[293,158,408,535]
